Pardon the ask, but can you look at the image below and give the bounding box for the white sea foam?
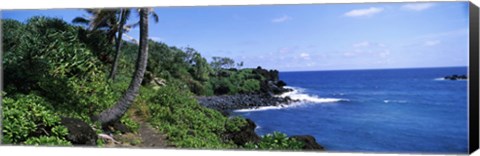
[383,100,407,104]
[434,77,467,81]
[234,104,298,112]
[278,86,347,103]
[234,86,347,112]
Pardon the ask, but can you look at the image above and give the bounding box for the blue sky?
[1,2,470,71]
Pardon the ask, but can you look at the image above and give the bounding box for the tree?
[108,9,131,80]
[236,61,244,69]
[210,56,235,70]
[72,9,119,43]
[95,8,152,126]
[73,9,143,81]
[184,48,212,81]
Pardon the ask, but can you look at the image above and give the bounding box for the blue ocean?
[233,67,468,154]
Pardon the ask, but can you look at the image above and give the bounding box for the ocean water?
[233,67,468,154]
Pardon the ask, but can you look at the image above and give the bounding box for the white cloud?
[271,15,292,23]
[344,7,383,17]
[424,40,441,46]
[149,36,164,42]
[300,52,310,60]
[402,3,434,11]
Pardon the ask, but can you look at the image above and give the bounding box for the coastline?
[196,91,326,151]
[196,93,297,115]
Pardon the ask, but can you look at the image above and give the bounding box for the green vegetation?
[2,17,117,122]
[225,117,248,133]
[146,84,235,148]
[2,94,71,145]
[245,132,304,150]
[1,12,304,150]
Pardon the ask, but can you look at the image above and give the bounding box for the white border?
[0,146,465,156]
[0,0,470,10]
[0,0,478,156]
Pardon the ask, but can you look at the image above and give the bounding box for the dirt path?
[106,117,172,148]
[137,121,170,148]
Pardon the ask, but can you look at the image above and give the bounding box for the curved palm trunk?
[108,9,128,80]
[96,8,149,125]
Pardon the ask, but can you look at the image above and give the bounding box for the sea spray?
[234,86,347,112]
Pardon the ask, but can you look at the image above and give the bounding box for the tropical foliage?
[244,132,304,150]
[2,11,301,150]
[2,94,71,145]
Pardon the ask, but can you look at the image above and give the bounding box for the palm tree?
[108,9,131,80]
[72,9,119,44]
[108,9,159,80]
[73,9,135,80]
[95,8,155,126]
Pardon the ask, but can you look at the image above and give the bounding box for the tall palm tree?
[108,9,131,80]
[95,8,154,126]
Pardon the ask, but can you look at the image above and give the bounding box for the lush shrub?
[208,69,263,95]
[120,115,140,133]
[2,17,118,122]
[2,94,71,145]
[24,136,72,146]
[225,116,247,133]
[239,79,260,93]
[244,132,304,150]
[210,77,237,95]
[146,84,235,148]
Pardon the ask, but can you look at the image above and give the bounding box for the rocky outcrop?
[198,66,296,114]
[60,117,97,145]
[197,93,297,115]
[201,66,326,151]
[291,135,325,150]
[444,74,467,80]
[221,118,326,150]
[253,66,292,95]
[223,119,261,146]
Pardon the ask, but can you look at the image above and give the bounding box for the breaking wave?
[234,86,348,112]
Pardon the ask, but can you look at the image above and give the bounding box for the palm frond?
[72,17,90,25]
[150,11,159,23]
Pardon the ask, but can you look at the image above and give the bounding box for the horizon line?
[277,65,468,73]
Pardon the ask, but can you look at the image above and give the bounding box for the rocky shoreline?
[196,92,325,150]
[197,93,297,115]
[197,67,325,150]
[197,66,297,114]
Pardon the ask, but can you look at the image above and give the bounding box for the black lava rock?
[444,74,467,80]
[60,117,97,145]
[223,118,261,146]
[197,93,298,114]
[291,135,325,150]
